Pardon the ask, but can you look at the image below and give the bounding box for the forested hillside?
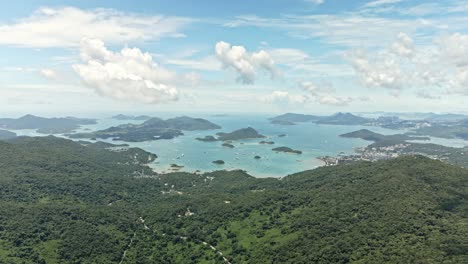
[0,137,467,263]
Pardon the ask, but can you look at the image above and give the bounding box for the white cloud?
[215,41,278,84]
[348,50,405,90]
[166,56,221,71]
[299,81,355,106]
[39,69,58,79]
[363,0,402,8]
[0,7,192,48]
[391,33,414,57]
[224,14,435,49]
[437,33,468,67]
[306,0,325,5]
[262,91,309,104]
[317,94,353,106]
[73,38,178,104]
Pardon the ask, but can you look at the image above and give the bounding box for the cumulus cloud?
[0,7,191,48]
[215,41,278,84]
[391,33,414,57]
[348,50,405,90]
[262,91,309,104]
[345,31,468,98]
[39,69,58,79]
[299,81,356,106]
[437,33,468,67]
[73,38,178,104]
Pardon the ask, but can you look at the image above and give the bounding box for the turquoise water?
[75,114,397,177]
[11,114,467,177]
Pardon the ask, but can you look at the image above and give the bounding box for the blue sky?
[1,0,468,116]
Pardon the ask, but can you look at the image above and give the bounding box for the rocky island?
[0,114,96,134]
[222,143,235,148]
[212,160,225,165]
[216,127,265,141]
[70,116,220,142]
[272,146,302,154]
[195,135,218,142]
[196,127,265,142]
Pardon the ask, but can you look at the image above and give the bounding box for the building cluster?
[318,143,421,166]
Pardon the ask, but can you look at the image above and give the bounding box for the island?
[0,114,97,134]
[112,114,152,121]
[195,135,218,142]
[340,129,430,147]
[212,160,225,165]
[0,129,16,140]
[259,141,275,145]
[316,112,371,125]
[272,146,302,154]
[254,155,261,159]
[216,127,265,141]
[222,143,235,148]
[269,113,322,124]
[270,120,296,126]
[69,116,221,142]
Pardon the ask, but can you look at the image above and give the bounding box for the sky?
[1,0,468,116]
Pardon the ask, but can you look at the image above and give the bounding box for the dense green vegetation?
[0,129,16,140]
[70,116,220,142]
[272,146,302,154]
[340,129,430,146]
[0,114,96,134]
[216,127,265,141]
[1,136,467,263]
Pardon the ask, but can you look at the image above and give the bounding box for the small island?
[259,141,275,145]
[212,160,225,165]
[271,120,296,126]
[222,143,235,148]
[254,155,261,159]
[195,135,218,142]
[272,146,302,154]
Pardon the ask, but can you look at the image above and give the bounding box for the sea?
[10,113,468,178]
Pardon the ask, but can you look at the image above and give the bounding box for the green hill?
[0,137,467,263]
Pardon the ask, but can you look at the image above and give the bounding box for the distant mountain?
[340,129,430,147]
[270,120,296,126]
[216,127,265,141]
[317,112,372,125]
[164,116,221,130]
[424,113,468,122]
[70,116,220,142]
[269,113,322,123]
[0,130,16,140]
[112,114,152,121]
[0,114,96,134]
